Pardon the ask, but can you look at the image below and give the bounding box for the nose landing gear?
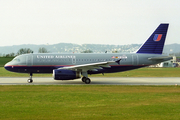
[27,73,33,83]
[27,79,33,83]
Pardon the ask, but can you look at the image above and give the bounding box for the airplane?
[4,23,172,84]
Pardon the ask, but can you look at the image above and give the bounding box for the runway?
[0,77,180,85]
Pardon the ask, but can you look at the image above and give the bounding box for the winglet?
[136,24,169,54]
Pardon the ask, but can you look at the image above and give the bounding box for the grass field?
[0,85,180,120]
[1,57,180,119]
[0,57,14,67]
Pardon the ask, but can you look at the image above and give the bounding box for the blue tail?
[136,24,169,54]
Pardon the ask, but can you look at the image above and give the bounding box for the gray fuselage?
[4,53,171,74]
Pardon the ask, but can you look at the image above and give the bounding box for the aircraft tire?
[27,79,33,83]
[82,77,86,82]
[85,78,91,84]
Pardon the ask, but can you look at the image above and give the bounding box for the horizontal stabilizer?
[148,56,172,60]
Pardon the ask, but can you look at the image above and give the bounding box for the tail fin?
[136,24,169,54]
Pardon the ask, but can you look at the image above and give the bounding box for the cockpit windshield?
[10,55,26,65]
[12,57,20,62]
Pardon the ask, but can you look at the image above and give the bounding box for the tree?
[5,53,15,57]
[17,48,33,55]
[112,50,118,53]
[38,47,48,53]
[81,49,93,53]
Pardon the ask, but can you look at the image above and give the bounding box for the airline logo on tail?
[153,34,162,41]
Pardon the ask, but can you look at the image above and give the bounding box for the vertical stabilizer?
[136,24,169,54]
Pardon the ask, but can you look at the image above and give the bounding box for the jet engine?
[53,69,81,80]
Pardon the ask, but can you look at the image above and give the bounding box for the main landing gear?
[81,72,91,84]
[27,73,33,83]
[82,77,91,84]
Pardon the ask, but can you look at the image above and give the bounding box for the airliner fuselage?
[5,53,170,74]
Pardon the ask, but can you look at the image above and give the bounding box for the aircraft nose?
[4,62,12,71]
[4,62,8,69]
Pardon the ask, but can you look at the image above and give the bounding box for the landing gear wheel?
[82,77,86,82]
[85,78,91,84]
[27,73,33,83]
[27,79,33,83]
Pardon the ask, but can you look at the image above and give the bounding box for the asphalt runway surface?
[0,77,180,85]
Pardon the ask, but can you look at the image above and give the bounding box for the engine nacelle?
[53,69,81,80]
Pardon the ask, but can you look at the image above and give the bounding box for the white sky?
[0,0,179,46]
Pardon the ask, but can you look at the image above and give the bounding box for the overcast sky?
[0,0,179,46]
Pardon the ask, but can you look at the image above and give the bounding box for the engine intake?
[53,69,81,80]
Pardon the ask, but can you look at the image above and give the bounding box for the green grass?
[0,85,180,120]
[1,57,180,120]
[0,57,14,67]
[1,67,180,77]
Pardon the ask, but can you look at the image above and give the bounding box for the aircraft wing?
[58,61,115,72]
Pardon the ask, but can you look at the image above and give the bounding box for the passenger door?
[26,54,33,66]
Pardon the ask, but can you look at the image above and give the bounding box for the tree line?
[1,47,48,57]
[1,47,96,57]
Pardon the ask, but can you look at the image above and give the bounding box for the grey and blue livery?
[4,24,172,84]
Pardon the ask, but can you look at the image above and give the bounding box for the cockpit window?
[12,58,20,62]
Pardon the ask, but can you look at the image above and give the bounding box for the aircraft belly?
[5,66,55,73]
